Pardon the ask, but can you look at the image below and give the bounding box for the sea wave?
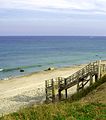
[1,64,42,72]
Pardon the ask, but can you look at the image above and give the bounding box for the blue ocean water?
[0,36,106,79]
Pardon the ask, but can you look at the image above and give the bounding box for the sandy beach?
[0,61,106,116]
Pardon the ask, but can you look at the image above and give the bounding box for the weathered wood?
[81,78,84,90]
[45,60,106,102]
[83,79,89,87]
[58,78,61,100]
[98,60,101,79]
[77,79,80,92]
[61,79,78,91]
[95,74,98,82]
[90,75,93,85]
[64,79,67,99]
[51,79,55,102]
[45,80,48,101]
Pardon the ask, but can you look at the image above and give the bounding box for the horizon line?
[0,35,106,37]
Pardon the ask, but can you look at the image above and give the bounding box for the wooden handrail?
[45,61,106,102]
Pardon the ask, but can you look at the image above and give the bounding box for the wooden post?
[90,75,93,85]
[98,60,101,80]
[95,74,98,82]
[103,64,106,72]
[58,89,61,101]
[58,78,61,101]
[103,64,105,72]
[104,65,106,72]
[82,81,84,90]
[52,79,55,102]
[45,80,48,101]
[64,79,67,99]
[77,79,80,92]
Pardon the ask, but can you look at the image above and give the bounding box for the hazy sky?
[0,0,106,36]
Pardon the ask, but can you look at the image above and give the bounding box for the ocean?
[0,36,106,79]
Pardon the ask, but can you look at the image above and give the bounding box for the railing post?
[77,79,80,92]
[64,79,67,99]
[58,78,61,101]
[103,64,105,72]
[52,79,55,102]
[90,75,93,85]
[98,60,101,80]
[102,64,106,73]
[95,74,98,82]
[45,80,48,101]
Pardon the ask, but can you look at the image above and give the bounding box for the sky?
[0,0,106,36]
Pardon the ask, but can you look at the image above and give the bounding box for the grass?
[1,102,106,120]
[0,75,106,120]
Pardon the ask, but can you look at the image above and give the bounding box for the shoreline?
[0,63,86,81]
[1,59,106,81]
[0,61,106,116]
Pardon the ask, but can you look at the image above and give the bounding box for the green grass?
[1,75,106,120]
[1,102,106,120]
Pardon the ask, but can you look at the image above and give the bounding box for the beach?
[0,64,87,116]
[0,60,106,116]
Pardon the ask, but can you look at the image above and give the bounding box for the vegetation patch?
[0,102,106,120]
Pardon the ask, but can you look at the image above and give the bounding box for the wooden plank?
[60,79,78,91]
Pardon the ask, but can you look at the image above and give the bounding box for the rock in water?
[20,69,24,72]
[47,67,55,71]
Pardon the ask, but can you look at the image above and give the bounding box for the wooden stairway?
[45,60,106,102]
